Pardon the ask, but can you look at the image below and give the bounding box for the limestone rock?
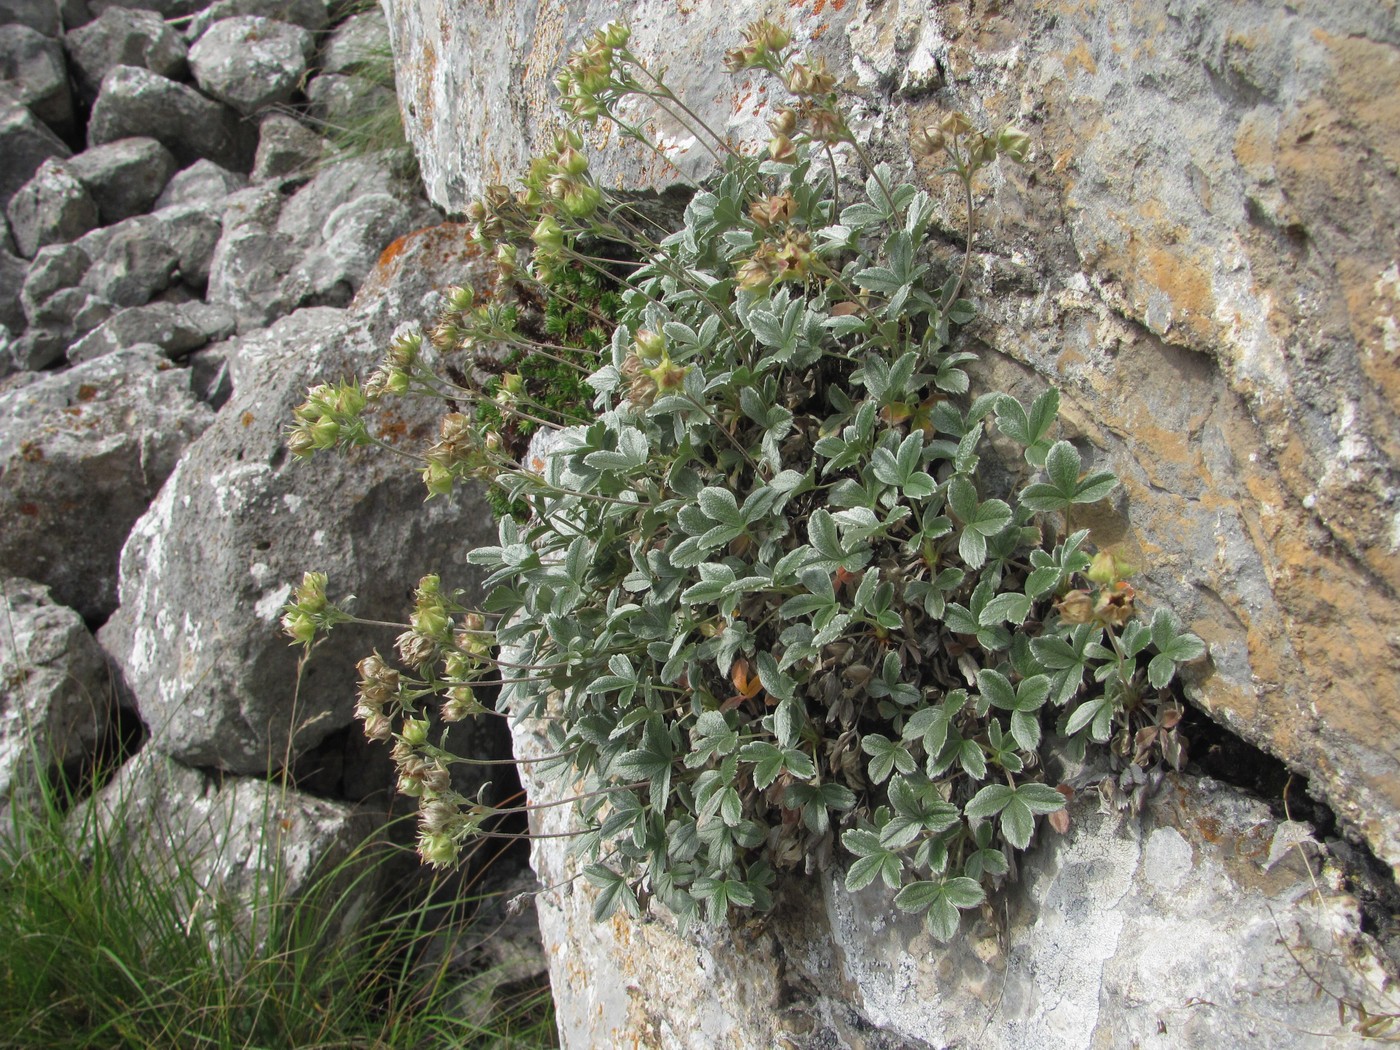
[250,111,322,183]
[0,88,70,207]
[512,695,1391,1049]
[64,6,188,102]
[382,0,1400,876]
[6,158,100,258]
[154,158,248,209]
[187,0,327,42]
[0,576,109,807]
[0,22,74,133]
[282,191,414,309]
[188,16,313,116]
[0,0,62,38]
[303,70,393,130]
[80,748,379,947]
[75,212,177,307]
[152,200,222,291]
[0,346,212,620]
[0,246,26,335]
[88,63,253,171]
[319,8,388,76]
[100,224,495,773]
[67,136,178,223]
[67,299,235,363]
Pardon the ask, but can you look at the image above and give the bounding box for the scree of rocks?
[0,0,546,1012]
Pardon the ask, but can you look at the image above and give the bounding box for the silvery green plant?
[284,20,1205,941]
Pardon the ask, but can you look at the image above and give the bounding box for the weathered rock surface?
[384,0,1400,878]
[0,345,213,620]
[83,748,378,944]
[188,16,313,116]
[186,0,328,42]
[1,0,63,39]
[0,22,74,132]
[514,704,1390,1049]
[0,88,70,206]
[68,299,235,362]
[319,7,388,76]
[67,136,178,223]
[0,246,27,336]
[63,6,187,102]
[154,158,248,209]
[6,158,100,258]
[88,63,253,170]
[250,111,322,183]
[100,223,492,774]
[303,70,393,130]
[76,212,177,306]
[0,576,109,804]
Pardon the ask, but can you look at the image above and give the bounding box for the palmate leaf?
[1020,441,1117,512]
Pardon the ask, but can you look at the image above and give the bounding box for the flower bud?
[531,214,565,252]
[601,21,630,48]
[1055,589,1095,625]
[770,107,797,136]
[418,831,459,868]
[996,125,1032,163]
[940,111,972,136]
[634,328,666,361]
[402,718,431,747]
[910,125,946,157]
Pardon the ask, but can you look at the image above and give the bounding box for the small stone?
[6,158,100,258]
[304,71,395,131]
[21,240,90,324]
[0,245,27,334]
[189,16,313,117]
[88,64,253,171]
[0,23,74,133]
[67,299,232,363]
[250,111,323,183]
[64,7,188,101]
[284,191,413,309]
[153,158,248,210]
[67,137,178,223]
[205,221,295,331]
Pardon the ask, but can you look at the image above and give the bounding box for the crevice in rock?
[1180,703,1400,973]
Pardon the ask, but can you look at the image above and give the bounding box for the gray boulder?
[318,8,388,76]
[0,345,213,620]
[153,158,247,209]
[188,16,313,116]
[0,23,74,133]
[76,212,177,306]
[88,64,253,170]
[67,299,235,362]
[283,191,413,309]
[275,151,410,247]
[0,245,27,334]
[66,136,177,223]
[0,577,110,808]
[205,221,295,331]
[186,0,327,42]
[80,748,379,949]
[303,71,394,130]
[0,1,62,38]
[6,158,100,258]
[0,88,70,207]
[101,225,497,773]
[153,200,221,291]
[250,111,322,183]
[86,0,199,18]
[64,7,187,101]
[515,675,1393,1050]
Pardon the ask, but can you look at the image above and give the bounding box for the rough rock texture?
[1,0,63,39]
[68,299,235,362]
[186,0,328,43]
[0,247,27,335]
[0,345,213,620]
[0,88,70,206]
[0,22,74,132]
[250,111,322,183]
[188,16,313,116]
[384,0,1400,878]
[514,707,1391,1049]
[6,158,100,258]
[76,212,178,306]
[100,224,492,774]
[63,6,187,102]
[0,576,110,804]
[154,158,248,209]
[88,63,253,170]
[83,748,379,945]
[67,136,178,223]
[319,7,388,76]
